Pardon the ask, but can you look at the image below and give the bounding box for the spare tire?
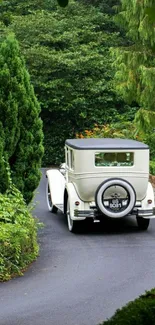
[95,178,136,218]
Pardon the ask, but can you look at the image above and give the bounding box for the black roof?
[65,138,149,150]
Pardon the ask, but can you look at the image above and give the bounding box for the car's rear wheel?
[46,180,58,213]
[95,178,136,218]
[67,198,79,233]
[136,217,150,230]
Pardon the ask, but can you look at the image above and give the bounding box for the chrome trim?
[74,210,94,217]
[137,209,153,216]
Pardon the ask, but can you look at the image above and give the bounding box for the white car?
[46,138,155,232]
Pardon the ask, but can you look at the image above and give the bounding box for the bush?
[0,184,40,281]
[146,134,155,161]
[0,34,44,204]
[76,122,155,174]
[150,161,155,175]
[99,289,155,325]
[76,120,143,140]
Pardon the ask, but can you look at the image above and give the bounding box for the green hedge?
[0,185,40,281]
[150,161,155,175]
[99,289,155,325]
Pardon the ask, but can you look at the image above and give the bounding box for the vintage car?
[46,138,155,232]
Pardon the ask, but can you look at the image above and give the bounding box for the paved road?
[1,170,155,325]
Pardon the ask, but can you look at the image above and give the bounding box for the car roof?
[65,138,149,150]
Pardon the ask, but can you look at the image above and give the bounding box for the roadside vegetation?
[0,34,43,281]
[99,289,155,325]
[0,33,44,203]
[0,182,40,281]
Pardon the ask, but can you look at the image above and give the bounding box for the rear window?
[95,152,134,167]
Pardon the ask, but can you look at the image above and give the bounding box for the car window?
[95,152,134,167]
[66,147,69,167]
[70,149,74,170]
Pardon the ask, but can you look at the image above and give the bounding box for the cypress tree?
[0,123,9,193]
[112,0,155,131]
[0,34,44,203]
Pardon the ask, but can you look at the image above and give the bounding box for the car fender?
[65,183,85,219]
[46,169,65,207]
[141,182,154,210]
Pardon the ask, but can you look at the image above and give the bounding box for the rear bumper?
[137,209,154,217]
[136,208,155,219]
[74,207,155,219]
[74,210,94,218]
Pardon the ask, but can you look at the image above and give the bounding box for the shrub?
[0,34,44,204]
[76,121,143,141]
[76,122,155,173]
[145,133,155,161]
[0,184,40,281]
[99,289,155,325]
[150,161,155,176]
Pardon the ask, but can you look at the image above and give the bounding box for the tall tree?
[0,0,131,165]
[112,0,155,132]
[0,125,9,193]
[0,34,44,202]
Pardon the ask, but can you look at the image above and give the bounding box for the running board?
[55,204,63,212]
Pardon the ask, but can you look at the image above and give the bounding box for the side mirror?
[59,163,66,175]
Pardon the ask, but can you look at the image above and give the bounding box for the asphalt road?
[1,169,155,325]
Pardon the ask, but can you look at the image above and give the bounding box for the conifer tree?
[0,34,44,203]
[112,0,155,131]
[0,123,9,193]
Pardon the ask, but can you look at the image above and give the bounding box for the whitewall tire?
[67,198,78,233]
[46,180,58,213]
[95,178,136,218]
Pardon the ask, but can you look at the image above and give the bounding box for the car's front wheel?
[46,180,58,213]
[136,217,150,230]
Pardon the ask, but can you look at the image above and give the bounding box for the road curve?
[1,169,155,325]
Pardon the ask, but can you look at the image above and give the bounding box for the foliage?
[0,0,58,23]
[0,34,44,202]
[0,0,132,165]
[112,0,155,132]
[0,182,40,281]
[150,161,155,176]
[0,141,10,194]
[76,117,155,167]
[76,117,142,140]
[77,0,120,15]
[99,289,155,325]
